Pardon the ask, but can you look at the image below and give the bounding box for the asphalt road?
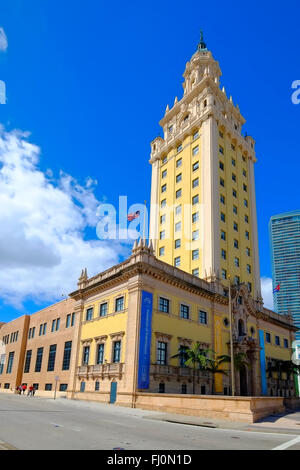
[0,394,299,450]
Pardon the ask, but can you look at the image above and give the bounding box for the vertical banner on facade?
[137,291,153,389]
[259,329,267,395]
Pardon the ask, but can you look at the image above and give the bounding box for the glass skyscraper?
[269,211,300,340]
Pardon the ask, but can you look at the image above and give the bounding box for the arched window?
[238,319,245,336]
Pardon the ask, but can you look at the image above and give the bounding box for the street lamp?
[228,275,235,396]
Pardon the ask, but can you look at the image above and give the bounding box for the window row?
[82,341,121,366]
[158,297,208,324]
[85,296,125,322]
[2,331,19,345]
[265,333,289,348]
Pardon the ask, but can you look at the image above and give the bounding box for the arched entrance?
[240,365,248,396]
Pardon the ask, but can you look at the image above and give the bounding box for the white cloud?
[261,277,274,310]
[0,127,130,308]
[0,28,8,52]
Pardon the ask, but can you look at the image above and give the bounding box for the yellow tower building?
[149,34,261,302]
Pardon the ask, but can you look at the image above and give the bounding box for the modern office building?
[269,211,300,341]
[149,34,261,301]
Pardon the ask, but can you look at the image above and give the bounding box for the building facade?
[69,241,297,404]
[0,299,78,395]
[269,211,300,341]
[149,35,261,301]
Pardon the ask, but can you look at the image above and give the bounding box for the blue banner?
[259,329,267,396]
[137,291,153,389]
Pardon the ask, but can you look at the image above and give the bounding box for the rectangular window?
[176,158,182,168]
[244,199,248,207]
[219,145,224,154]
[161,199,166,208]
[192,161,199,172]
[219,161,224,170]
[192,230,199,241]
[221,249,226,260]
[175,221,181,232]
[265,332,271,344]
[192,145,199,156]
[233,222,238,231]
[157,342,167,365]
[161,184,167,193]
[115,297,124,312]
[43,323,47,335]
[232,173,236,182]
[232,189,237,198]
[174,256,180,267]
[159,246,165,256]
[59,384,68,392]
[222,269,227,280]
[192,268,199,277]
[246,247,250,256]
[71,313,75,327]
[193,131,199,140]
[160,230,165,240]
[192,178,199,188]
[82,346,90,365]
[180,304,189,319]
[247,264,251,274]
[51,319,56,332]
[199,310,207,324]
[39,324,43,336]
[245,231,250,240]
[192,212,199,223]
[45,384,52,391]
[284,339,288,348]
[99,302,108,317]
[35,347,43,372]
[232,158,236,166]
[159,297,169,313]
[243,184,247,191]
[192,195,199,205]
[113,341,121,363]
[192,249,199,260]
[175,239,181,249]
[235,257,239,267]
[162,169,167,179]
[245,215,249,223]
[24,350,32,374]
[275,336,280,346]
[62,341,72,371]
[220,177,225,187]
[175,205,181,216]
[177,144,182,153]
[86,308,93,321]
[6,352,14,374]
[56,318,60,331]
[176,189,182,199]
[221,212,225,222]
[160,214,165,224]
[97,343,105,364]
[66,314,71,328]
[233,205,238,214]
[220,194,225,204]
[176,173,182,183]
[221,230,226,241]
[47,345,57,372]
[243,169,247,177]
[234,276,240,285]
[31,327,35,338]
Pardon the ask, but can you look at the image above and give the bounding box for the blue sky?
[0,0,299,322]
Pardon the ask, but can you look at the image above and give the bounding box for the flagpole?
[143,200,147,240]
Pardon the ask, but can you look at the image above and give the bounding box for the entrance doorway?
[239,365,248,396]
[110,381,117,403]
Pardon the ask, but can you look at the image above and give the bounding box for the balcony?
[150,364,210,380]
[76,362,124,379]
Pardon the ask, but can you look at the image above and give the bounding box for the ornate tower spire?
[197,30,207,52]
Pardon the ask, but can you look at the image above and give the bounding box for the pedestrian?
[32,385,36,397]
[22,384,27,395]
[28,385,33,397]
[18,385,22,394]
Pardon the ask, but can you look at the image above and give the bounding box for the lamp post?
[228,275,235,396]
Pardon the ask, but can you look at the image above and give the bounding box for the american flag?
[127,210,140,222]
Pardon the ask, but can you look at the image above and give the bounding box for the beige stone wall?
[21,298,77,393]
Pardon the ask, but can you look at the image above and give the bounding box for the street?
[0,393,300,450]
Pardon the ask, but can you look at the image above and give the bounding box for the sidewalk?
[144,409,300,435]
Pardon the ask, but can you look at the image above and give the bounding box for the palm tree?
[202,351,228,395]
[171,342,208,394]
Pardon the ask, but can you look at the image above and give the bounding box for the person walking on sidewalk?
[22,384,27,395]
[28,385,33,396]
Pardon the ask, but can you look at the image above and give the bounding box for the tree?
[171,342,209,394]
